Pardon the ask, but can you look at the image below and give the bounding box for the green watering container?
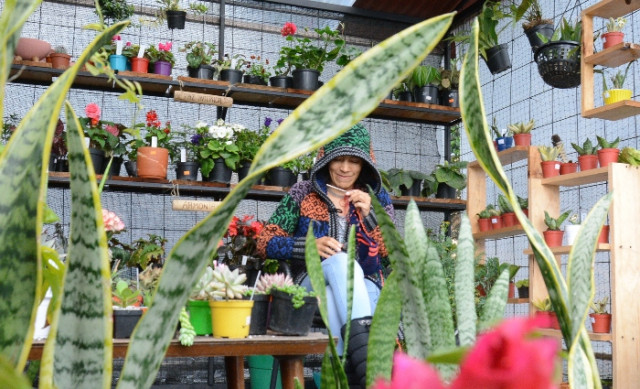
[187,300,212,336]
[248,355,282,389]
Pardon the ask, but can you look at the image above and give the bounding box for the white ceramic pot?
[565,224,581,246]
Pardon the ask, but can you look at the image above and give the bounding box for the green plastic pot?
[187,300,212,336]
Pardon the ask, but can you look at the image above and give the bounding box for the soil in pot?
[541,161,561,178]
[187,65,214,80]
[219,69,243,84]
[268,290,318,336]
[113,308,143,338]
[597,148,620,167]
[543,230,564,247]
[187,300,212,336]
[176,161,199,181]
[578,155,598,171]
[560,162,578,175]
[137,147,169,179]
[209,300,254,338]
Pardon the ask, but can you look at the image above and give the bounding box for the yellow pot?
[209,300,254,338]
[604,88,632,105]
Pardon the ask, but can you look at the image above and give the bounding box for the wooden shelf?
[537,328,612,342]
[582,100,640,121]
[541,166,609,187]
[524,244,610,255]
[507,298,529,304]
[584,42,640,68]
[468,146,530,168]
[9,65,461,125]
[584,0,640,19]
[473,225,525,240]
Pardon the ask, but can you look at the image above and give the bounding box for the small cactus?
[256,273,294,294]
[208,264,248,300]
[54,45,67,54]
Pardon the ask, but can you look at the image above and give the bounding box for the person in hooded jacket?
[256,124,394,388]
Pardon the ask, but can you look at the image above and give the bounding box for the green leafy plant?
[532,297,553,312]
[538,145,559,161]
[392,74,414,98]
[572,138,598,156]
[335,45,363,67]
[515,279,529,288]
[274,284,316,309]
[191,119,242,175]
[212,53,247,73]
[180,41,217,68]
[423,160,468,196]
[596,135,621,150]
[381,168,429,196]
[544,210,570,231]
[437,58,460,89]
[507,119,534,135]
[590,296,609,314]
[497,194,513,214]
[97,0,134,23]
[277,23,346,74]
[517,195,528,209]
[605,17,626,33]
[520,0,552,30]
[112,279,142,308]
[147,42,176,66]
[412,65,441,88]
[128,234,166,269]
[540,17,582,43]
[235,119,272,163]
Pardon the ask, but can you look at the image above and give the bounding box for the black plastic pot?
[219,69,243,84]
[268,290,318,336]
[187,65,214,80]
[103,157,123,179]
[113,309,143,338]
[166,10,186,29]
[484,44,511,75]
[270,75,293,88]
[517,286,529,299]
[88,148,105,175]
[524,23,554,52]
[237,161,251,182]
[440,88,459,107]
[436,183,456,199]
[248,294,270,336]
[124,160,137,177]
[203,158,232,183]
[400,179,422,197]
[267,167,297,187]
[292,68,320,91]
[413,85,439,104]
[49,154,68,172]
[534,41,581,89]
[396,91,413,102]
[243,74,267,85]
[176,161,199,181]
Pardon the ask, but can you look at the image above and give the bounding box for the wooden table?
[29,333,331,389]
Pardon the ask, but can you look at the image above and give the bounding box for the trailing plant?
[506,118,534,134]
[544,210,571,231]
[572,138,598,156]
[590,296,609,314]
[596,135,621,150]
[538,145,559,161]
[178,307,195,346]
[273,284,316,309]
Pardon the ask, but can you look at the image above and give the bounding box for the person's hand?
[316,236,343,259]
[346,189,371,217]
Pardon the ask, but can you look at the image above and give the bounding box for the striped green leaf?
[454,214,476,346]
[343,227,356,364]
[0,19,125,373]
[404,201,429,275]
[366,271,401,386]
[478,269,509,332]
[422,246,456,379]
[119,12,454,388]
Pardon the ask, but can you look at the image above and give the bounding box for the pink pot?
[602,32,624,49]
[15,38,51,61]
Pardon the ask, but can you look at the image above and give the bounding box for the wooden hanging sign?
[172,199,222,212]
[174,90,233,107]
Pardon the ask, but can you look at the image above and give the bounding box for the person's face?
[328,155,363,190]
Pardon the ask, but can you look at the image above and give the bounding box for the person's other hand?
[315,236,343,259]
[346,189,371,217]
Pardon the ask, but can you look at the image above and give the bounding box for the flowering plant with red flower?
[147,42,175,66]
[219,215,265,267]
[241,55,271,84]
[79,103,128,157]
[142,109,174,156]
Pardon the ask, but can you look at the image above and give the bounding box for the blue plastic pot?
[109,54,127,71]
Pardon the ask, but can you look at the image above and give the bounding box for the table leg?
[275,355,305,389]
[224,356,245,389]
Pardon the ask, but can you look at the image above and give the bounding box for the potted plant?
[251,273,294,336]
[235,118,272,181]
[411,64,441,104]
[124,44,151,73]
[156,0,186,29]
[490,117,512,151]
[391,75,414,102]
[572,138,599,171]
[538,145,560,178]
[219,215,265,286]
[423,160,468,199]
[602,17,626,49]
[79,102,126,176]
[518,0,553,52]
[147,42,175,76]
[207,264,253,338]
[112,278,143,338]
[474,257,517,297]
[268,284,318,336]
[191,119,242,183]
[49,46,71,69]
[498,194,516,227]
[172,133,199,181]
[515,278,529,299]
[596,135,621,167]
[381,168,429,197]
[532,297,559,329]
[543,210,571,247]
[437,58,460,107]
[534,17,582,89]
[187,266,215,336]
[137,109,173,179]
[49,118,68,172]
[488,205,503,230]
[507,118,534,146]
[241,55,271,85]
[517,195,529,217]
[600,61,634,105]
[96,0,134,25]
[213,53,247,84]
[552,134,577,175]
[278,22,346,90]
[102,35,128,71]
[476,204,495,232]
[590,296,611,333]
[180,41,217,79]
[476,1,512,75]
[564,214,581,246]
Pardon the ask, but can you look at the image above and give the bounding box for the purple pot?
[153,60,172,76]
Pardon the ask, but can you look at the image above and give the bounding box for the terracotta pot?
[549,312,560,330]
[598,225,610,244]
[49,53,70,69]
[560,162,578,175]
[535,311,555,329]
[136,147,169,179]
[131,57,149,73]
[508,282,515,299]
[543,230,564,247]
[501,212,516,227]
[490,215,503,229]
[478,218,492,232]
[590,313,611,333]
[602,31,624,49]
[578,155,598,171]
[523,208,529,217]
[541,161,561,178]
[15,38,51,61]
[597,148,619,167]
[513,133,531,147]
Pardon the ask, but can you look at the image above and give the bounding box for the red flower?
[105,124,119,137]
[85,103,101,121]
[281,22,297,37]
[146,110,161,128]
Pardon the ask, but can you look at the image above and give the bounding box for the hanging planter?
[534,41,581,89]
[166,10,186,29]
[484,44,511,75]
[524,23,554,52]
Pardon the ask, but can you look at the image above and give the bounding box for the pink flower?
[126,41,132,47]
[102,209,125,232]
[372,353,445,389]
[85,103,101,121]
[281,22,297,36]
[105,124,119,137]
[158,41,172,51]
[112,35,121,41]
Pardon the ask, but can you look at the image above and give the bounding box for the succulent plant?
[255,273,294,294]
[507,119,534,135]
[189,266,215,301]
[208,264,248,300]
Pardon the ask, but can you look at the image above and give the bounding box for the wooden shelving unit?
[537,329,612,342]
[523,244,610,255]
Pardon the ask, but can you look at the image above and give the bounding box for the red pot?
[602,31,624,49]
[597,148,620,168]
[508,282,515,299]
[476,285,486,297]
[578,155,598,171]
[49,53,71,69]
[478,218,492,232]
[543,230,564,247]
[590,313,611,333]
[541,161,561,178]
[501,212,516,227]
[523,208,529,217]
[137,147,169,179]
[490,216,503,229]
[513,133,531,147]
[535,311,559,329]
[560,162,578,175]
[598,225,610,244]
[131,57,149,73]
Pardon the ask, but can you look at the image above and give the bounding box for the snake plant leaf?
[40,103,114,389]
[343,227,356,365]
[404,201,429,275]
[0,18,125,373]
[454,214,477,346]
[477,269,509,332]
[0,354,30,389]
[120,13,454,388]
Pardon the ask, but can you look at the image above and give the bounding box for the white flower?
[195,121,207,129]
[226,140,233,145]
[215,118,225,126]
